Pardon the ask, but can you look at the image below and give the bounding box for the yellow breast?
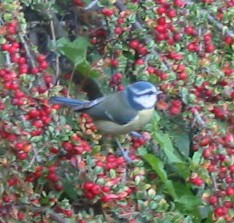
[94,108,154,136]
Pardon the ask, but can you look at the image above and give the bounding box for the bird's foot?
[115,139,132,163]
[130,131,152,141]
[130,131,144,139]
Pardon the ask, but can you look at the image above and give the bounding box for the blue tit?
[50,81,162,136]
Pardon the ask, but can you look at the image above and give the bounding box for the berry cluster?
[83,154,129,202]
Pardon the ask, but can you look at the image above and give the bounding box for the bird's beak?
[156,91,163,95]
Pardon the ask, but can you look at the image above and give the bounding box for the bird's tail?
[50,96,86,107]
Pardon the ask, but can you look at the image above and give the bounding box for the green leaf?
[30,136,43,143]
[109,169,116,178]
[75,60,100,78]
[192,150,203,164]
[57,37,90,67]
[144,154,177,200]
[40,196,50,205]
[174,130,190,157]
[174,186,201,209]
[135,175,141,185]
[152,130,184,164]
[181,87,189,104]
[127,13,136,23]
[62,180,78,201]
[57,37,100,78]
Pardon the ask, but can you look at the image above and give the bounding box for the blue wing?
[50,94,137,125]
[49,96,104,110]
[83,92,138,125]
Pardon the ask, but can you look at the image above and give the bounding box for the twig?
[18,33,37,68]
[114,0,173,71]
[1,203,66,223]
[186,1,234,37]
[5,53,11,66]
[0,16,4,25]
[67,67,76,96]
[119,211,139,217]
[50,18,60,80]
[85,0,100,10]
[193,109,206,127]
[207,13,234,37]
[31,206,66,223]
[28,147,41,167]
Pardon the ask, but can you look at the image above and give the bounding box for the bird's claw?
[130,131,144,139]
[115,139,132,163]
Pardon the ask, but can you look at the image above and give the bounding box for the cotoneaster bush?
[0,0,233,222]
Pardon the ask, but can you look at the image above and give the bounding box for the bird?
[49,81,162,136]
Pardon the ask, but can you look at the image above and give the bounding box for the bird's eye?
[148,90,156,95]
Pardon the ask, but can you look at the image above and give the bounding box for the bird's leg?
[115,139,132,163]
[130,131,144,139]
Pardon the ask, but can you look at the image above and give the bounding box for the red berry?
[178,72,188,80]
[157,6,166,15]
[185,26,197,36]
[85,192,95,200]
[73,0,85,6]
[1,43,10,51]
[37,54,46,62]
[54,183,64,191]
[203,33,213,42]
[157,16,166,25]
[229,165,234,173]
[208,195,218,205]
[31,67,40,74]
[174,0,185,7]
[224,201,233,209]
[101,8,114,17]
[28,109,40,119]
[129,39,140,49]
[47,173,59,182]
[17,152,28,160]
[39,61,49,69]
[33,120,44,128]
[205,44,215,53]
[115,27,123,35]
[83,181,94,191]
[167,9,177,18]
[17,212,25,220]
[214,206,227,217]
[224,35,234,45]
[200,138,210,146]
[173,33,182,41]
[102,186,111,193]
[64,210,73,218]
[110,59,119,67]
[225,187,234,196]
[7,26,17,34]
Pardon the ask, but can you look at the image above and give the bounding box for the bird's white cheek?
[133,95,157,108]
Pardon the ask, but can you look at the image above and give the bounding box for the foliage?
[0,0,233,222]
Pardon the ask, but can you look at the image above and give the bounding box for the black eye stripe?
[137,90,156,95]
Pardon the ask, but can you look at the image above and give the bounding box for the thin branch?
[50,18,60,80]
[114,0,173,72]
[193,109,206,127]
[5,52,11,66]
[186,1,234,37]
[85,0,100,10]
[1,203,66,223]
[67,67,76,96]
[120,211,139,217]
[18,33,37,68]
[206,14,234,37]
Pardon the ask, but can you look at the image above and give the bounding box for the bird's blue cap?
[128,81,157,95]
[126,81,161,110]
